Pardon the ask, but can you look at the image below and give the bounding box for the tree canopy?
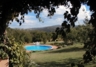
[0,0,96,34]
[0,0,96,67]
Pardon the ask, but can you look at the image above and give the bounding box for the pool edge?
[24,44,58,52]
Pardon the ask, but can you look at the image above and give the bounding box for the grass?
[30,43,96,67]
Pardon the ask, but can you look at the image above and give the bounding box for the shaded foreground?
[31,43,96,67]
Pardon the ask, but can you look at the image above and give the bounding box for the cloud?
[76,4,91,25]
[9,4,91,28]
[78,5,91,20]
[24,16,36,24]
[56,6,67,15]
[56,6,71,15]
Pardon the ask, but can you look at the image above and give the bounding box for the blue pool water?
[24,45,52,51]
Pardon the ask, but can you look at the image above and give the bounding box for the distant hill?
[27,25,61,32]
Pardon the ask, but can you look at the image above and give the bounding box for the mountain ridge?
[27,25,61,32]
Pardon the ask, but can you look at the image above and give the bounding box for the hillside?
[28,25,61,32]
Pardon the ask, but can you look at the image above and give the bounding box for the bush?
[23,52,39,67]
[0,49,8,59]
[0,43,9,59]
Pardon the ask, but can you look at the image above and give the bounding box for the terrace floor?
[0,59,9,67]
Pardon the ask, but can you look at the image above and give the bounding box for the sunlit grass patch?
[30,43,95,67]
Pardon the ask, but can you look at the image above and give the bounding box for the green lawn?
[30,43,96,67]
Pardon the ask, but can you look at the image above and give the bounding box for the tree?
[0,0,96,67]
[0,0,95,34]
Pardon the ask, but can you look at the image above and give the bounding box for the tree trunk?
[0,6,11,67]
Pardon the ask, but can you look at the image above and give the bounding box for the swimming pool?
[24,45,52,51]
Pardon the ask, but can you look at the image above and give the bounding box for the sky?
[9,4,91,29]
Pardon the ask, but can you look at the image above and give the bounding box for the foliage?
[23,52,39,67]
[7,28,53,44]
[7,24,93,45]
[8,40,24,67]
[1,0,96,67]
[0,0,96,36]
[6,23,95,67]
[0,44,8,59]
[0,34,30,67]
[53,23,93,44]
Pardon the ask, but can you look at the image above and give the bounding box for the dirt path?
[0,59,9,67]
